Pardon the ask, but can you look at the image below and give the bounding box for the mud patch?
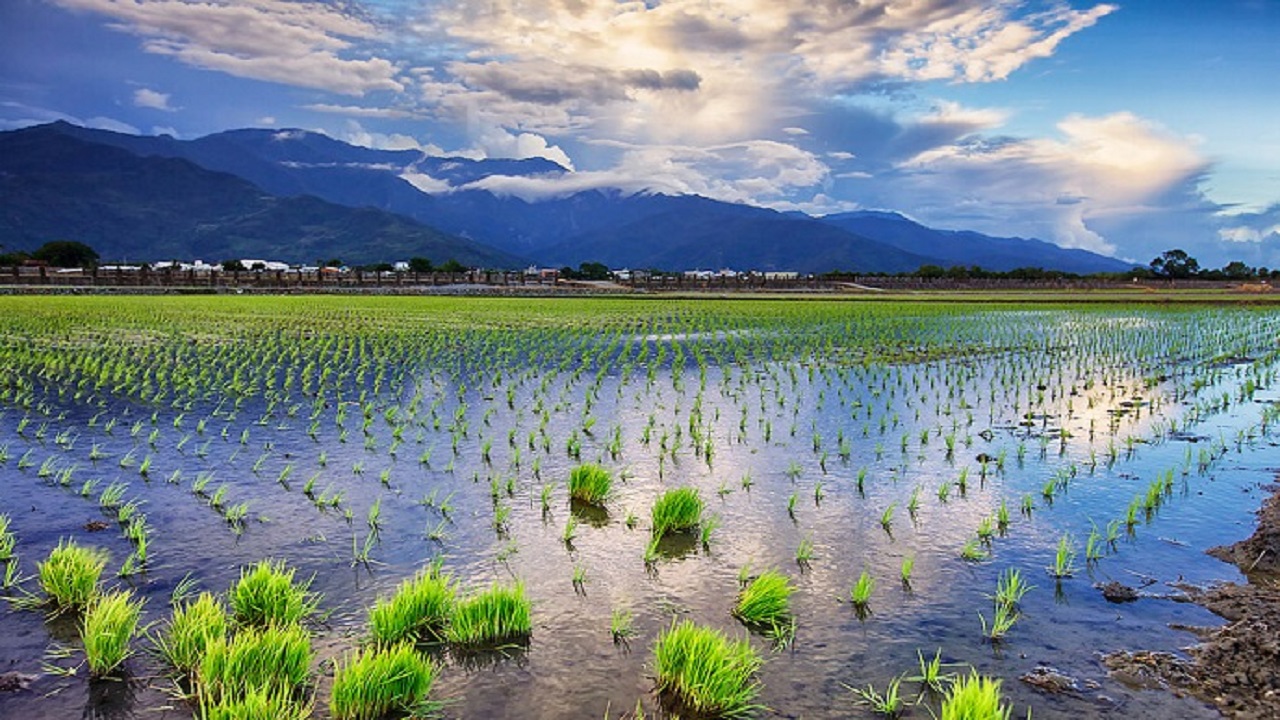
[1103,484,1280,717]
[1207,484,1280,577]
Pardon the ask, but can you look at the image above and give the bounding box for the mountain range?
[0,122,1135,274]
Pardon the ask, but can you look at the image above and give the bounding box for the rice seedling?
[650,487,704,539]
[99,480,128,509]
[850,570,875,610]
[1085,524,1105,562]
[940,671,1012,720]
[38,538,107,609]
[846,675,906,717]
[733,569,794,639]
[572,564,588,591]
[81,588,144,676]
[228,559,318,627]
[652,620,762,718]
[446,581,531,646]
[154,591,228,675]
[0,515,14,562]
[795,537,815,567]
[1047,533,1077,578]
[960,539,988,562]
[199,686,311,720]
[330,642,437,720]
[880,503,896,533]
[900,555,915,587]
[993,568,1033,608]
[568,463,613,505]
[699,514,722,548]
[907,648,956,694]
[197,622,312,707]
[979,602,1019,643]
[606,604,632,638]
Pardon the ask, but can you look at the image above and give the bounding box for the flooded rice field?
[1,295,1278,719]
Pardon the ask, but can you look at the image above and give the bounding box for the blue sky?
[2,0,1278,268]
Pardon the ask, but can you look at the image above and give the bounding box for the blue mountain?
[2,122,1137,274]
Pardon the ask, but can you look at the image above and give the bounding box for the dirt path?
[1103,485,1280,718]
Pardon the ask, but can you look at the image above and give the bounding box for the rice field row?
[1,295,1277,719]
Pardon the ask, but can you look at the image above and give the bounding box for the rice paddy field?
[1,294,1279,719]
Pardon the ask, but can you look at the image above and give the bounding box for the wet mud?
[1104,484,1280,718]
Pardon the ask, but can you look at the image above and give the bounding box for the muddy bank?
[1103,485,1280,718]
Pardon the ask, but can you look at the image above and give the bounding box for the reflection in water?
[82,676,136,720]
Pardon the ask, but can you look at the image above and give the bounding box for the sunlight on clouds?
[897,112,1208,254]
[53,0,403,95]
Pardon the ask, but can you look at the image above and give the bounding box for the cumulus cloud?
[474,127,576,170]
[884,112,1210,255]
[133,88,175,111]
[53,0,403,95]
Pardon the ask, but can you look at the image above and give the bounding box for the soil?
[1103,485,1280,718]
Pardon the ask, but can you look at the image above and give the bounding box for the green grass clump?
[733,570,794,629]
[329,642,436,720]
[940,671,1012,720]
[228,559,317,627]
[81,589,144,676]
[652,620,762,718]
[197,623,312,707]
[446,582,531,646]
[369,566,456,645]
[38,538,107,609]
[568,463,613,505]
[155,591,228,675]
[199,686,311,720]
[651,487,704,538]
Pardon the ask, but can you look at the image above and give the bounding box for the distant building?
[764,271,799,281]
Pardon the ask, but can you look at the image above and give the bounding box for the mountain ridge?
[0,122,1136,274]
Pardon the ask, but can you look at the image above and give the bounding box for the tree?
[1150,249,1200,279]
[407,257,434,273]
[32,240,98,268]
[222,259,246,272]
[577,261,611,280]
[438,259,467,273]
[1220,260,1256,280]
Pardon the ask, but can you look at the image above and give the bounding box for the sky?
[2,0,1278,268]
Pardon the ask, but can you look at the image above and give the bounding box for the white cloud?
[53,0,403,95]
[458,138,827,204]
[133,88,175,111]
[473,127,576,171]
[302,103,417,119]
[339,121,425,151]
[888,112,1209,254]
[84,116,141,135]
